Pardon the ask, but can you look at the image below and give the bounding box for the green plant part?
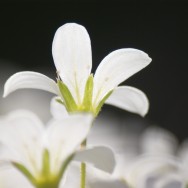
[12,149,74,188]
[57,74,113,117]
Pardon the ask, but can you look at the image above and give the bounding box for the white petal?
[0,110,44,176]
[59,164,80,188]
[50,97,69,119]
[62,163,122,188]
[105,86,149,116]
[74,146,116,173]
[3,71,59,97]
[61,161,119,188]
[90,180,129,188]
[0,166,34,188]
[155,174,183,188]
[125,155,181,188]
[93,48,151,106]
[45,113,93,173]
[52,23,92,105]
[140,126,178,155]
[141,174,161,188]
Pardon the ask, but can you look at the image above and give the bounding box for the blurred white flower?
[140,126,178,156]
[3,23,151,117]
[0,110,115,188]
[85,119,188,188]
[123,154,184,188]
[118,126,186,188]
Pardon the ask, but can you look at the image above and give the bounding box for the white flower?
[123,155,184,188]
[140,126,178,156]
[0,110,115,188]
[3,23,151,117]
[115,126,185,188]
[85,120,186,188]
[64,160,184,188]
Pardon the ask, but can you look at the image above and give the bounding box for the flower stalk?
[80,139,87,188]
[80,162,86,188]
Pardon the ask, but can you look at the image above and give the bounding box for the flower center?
[12,149,74,188]
[57,74,113,117]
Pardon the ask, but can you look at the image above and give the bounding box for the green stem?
[80,162,86,188]
[36,180,59,188]
[80,139,87,188]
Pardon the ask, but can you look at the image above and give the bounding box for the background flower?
[0,110,115,188]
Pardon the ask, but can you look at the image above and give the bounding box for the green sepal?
[42,149,50,176]
[12,151,74,188]
[55,98,64,105]
[12,161,36,185]
[36,180,59,188]
[82,74,94,111]
[95,90,113,116]
[57,80,77,112]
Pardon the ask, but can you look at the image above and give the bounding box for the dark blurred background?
[0,2,188,141]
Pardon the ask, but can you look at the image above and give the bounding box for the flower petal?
[74,146,116,173]
[125,155,181,188]
[0,167,34,188]
[3,71,59,97]
[93,49,151,106]
[90,180,129,188]
[155,174,183,188]
[0,110,44,176]
[52,23,92,104]
[59,164,80,188]
[62,163,127,188]
[105,86,149,116]
[140,126,178,155]
[45,113,93,173]
[50,97,69,119]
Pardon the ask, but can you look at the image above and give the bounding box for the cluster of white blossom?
[0,23,185,188]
